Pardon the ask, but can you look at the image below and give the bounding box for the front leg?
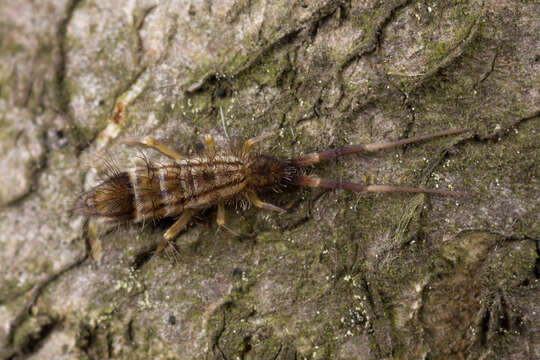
[216,202,239,236]
[245,189,286,214]
[241,133,272,158]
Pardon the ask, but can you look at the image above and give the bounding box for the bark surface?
[0,1,538,359]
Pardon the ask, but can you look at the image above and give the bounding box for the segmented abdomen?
[79,155,247,222]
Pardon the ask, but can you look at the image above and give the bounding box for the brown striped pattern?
[129,155,247,222]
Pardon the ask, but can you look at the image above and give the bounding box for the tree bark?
[0,0,538,359]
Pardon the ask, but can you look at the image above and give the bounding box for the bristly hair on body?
[76,129,470,258]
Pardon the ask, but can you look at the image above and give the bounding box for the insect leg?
[241,133,272,158]
[156,209,195,254]
[246,189,286,214]
[293,175,469,197]
[288,128,470,167]
[216,202,239,236]
[119,137,183,160]
[204,135,216,156]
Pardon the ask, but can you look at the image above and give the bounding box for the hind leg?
[120,137,183,160]
[204,135,217,156]
[156,210,195,255]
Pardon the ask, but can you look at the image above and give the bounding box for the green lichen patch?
[10,311,59,356]
[382,0,483,94]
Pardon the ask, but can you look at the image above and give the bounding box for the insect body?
[77,129,469,254]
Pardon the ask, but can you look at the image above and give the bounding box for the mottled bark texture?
[0,0,538,359]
